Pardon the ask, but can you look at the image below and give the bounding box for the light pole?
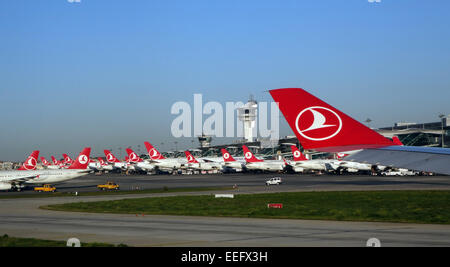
[439,114,445,148]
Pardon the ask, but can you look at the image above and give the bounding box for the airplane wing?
[346,146,450,175]
[269,88,450,175]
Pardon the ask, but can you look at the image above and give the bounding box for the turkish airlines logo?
[130,152,139,161]
[78,155,88,165]
[295,106,343,141]
[245,152,253,159]
[187,155,194,162]
[293,150,301,158]
[107,154,114,162]
[23,157,37,170]
[223,153,230,160]
[149,148,162,159]
[65,157,71,163]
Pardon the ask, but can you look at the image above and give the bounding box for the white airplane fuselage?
[0,169,90,189]
[245,161,284,172]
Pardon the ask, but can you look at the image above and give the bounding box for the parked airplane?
[287,145,339,172]
[125,148,155,172]
[41,156,60,170]
[89,157,113,172]
[144,142,183,172]
[62,153,74,166]
[270,88,450,175]
[221,148,245,170]
[51,156,64,168]
[17,151,40,171]
[184,151,222,171]
[242,145,285,172]
[0,148,92,191]
[103,150,130,171]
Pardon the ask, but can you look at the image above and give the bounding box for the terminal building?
[377,115,450,147]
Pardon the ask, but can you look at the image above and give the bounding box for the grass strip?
[42,190,450,224]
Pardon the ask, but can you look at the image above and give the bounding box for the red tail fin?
[62,154,73,164]
[67,148,91,169]
[242,145,263,163]
[125,148,143,162]
[40,157,51,166]
[221,148,236,162]
[270,88,394,152]
[291,146,308,161]
[97,157,107,166]
[18,150,40,170]
[104,150,121,163]
[51,156,60,165]
[144,142,166,160]
[184,151,199,163]
[392,136,404,146]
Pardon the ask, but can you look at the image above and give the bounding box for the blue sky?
[0,0,449,160]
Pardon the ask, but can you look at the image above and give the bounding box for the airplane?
[144,142,183,172]
[41,156,60,170]
[242,145,285,172]
[269,88,450,175]
[125,148,155,172]
[184,151,222,172]
[287,145,338,173]
[62,153,74,166]
[88,157,113,172]
[17,151,40,171]
[0,148,92,191]
[221,148,245,170]
[97,157,113,172]
[51,156,65,168]
[103,150,131,171]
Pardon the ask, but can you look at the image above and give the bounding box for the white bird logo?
[295,106,343,141]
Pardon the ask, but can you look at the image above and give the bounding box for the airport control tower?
[238,95,258,142]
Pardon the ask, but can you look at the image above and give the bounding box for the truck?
[34,184,56,192]
[97,182,120,191]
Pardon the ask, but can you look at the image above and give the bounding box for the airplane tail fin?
[98,157,107,166]
[18,150,40,170]
[104,150,121,163]
[51,156,60,165]
[221,149,236,162]
[126,148,143,162]
[290,145,308,161]
[242,145,264,163]
[144,142,166,160]
[392,136,404,146]
[269,88,394,152]
[62,154,73,164]
[184,151,199,163]
[67,148,91,169]
[40,157,51,166]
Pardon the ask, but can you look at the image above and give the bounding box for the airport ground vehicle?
[34,184,56,192]
[266,177,283,185]
[97,182,120,190]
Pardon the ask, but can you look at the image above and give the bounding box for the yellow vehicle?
[34,184,56,192]
[97,182,120,191]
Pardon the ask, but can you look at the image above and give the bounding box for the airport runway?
[1,174,450,247]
